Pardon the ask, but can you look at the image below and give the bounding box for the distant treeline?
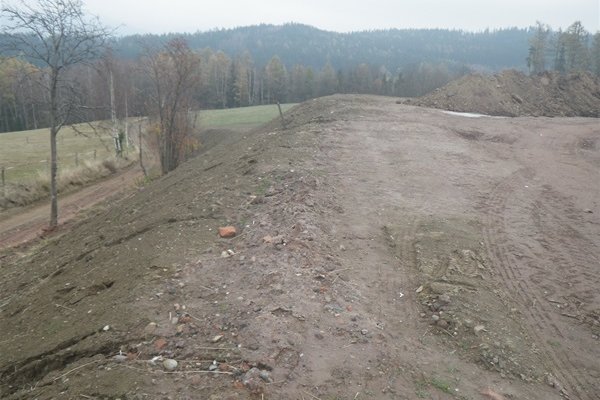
[115,23,533,71]
[0,22,598,133]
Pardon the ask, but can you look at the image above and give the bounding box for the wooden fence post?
[277,101,287,128]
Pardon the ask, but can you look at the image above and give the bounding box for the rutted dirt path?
[0,166,142,249]
[0,95,598,399]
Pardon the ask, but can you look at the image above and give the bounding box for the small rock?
[154,338,168,350]
[361,329,369,335]
[162,359,178,371]
[221,251,229,258]
[584,209,593,214]
[437,319,449,329]
[438,294,451,305]
[546,374,564,391]
[262,235,273,244]
[175,340,186,349]
[339,245,346,251]
[103,325,110,331]
[171,317,179,325]
[431,314,440,322]
[144,322,158,335]
[416,285,424,293]
[474,325,486,335]
[209,362,218,371]
[218,226,237,238]
[259,370,272,382]
[243,367,264,393]
[314,332,324,340]
[212,335,223,343]
[113,354,128,363]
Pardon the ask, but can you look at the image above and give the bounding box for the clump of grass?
[0,155,136,210]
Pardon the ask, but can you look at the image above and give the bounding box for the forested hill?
[115,23,532,71]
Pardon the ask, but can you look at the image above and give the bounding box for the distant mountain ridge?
[114,23,533,71]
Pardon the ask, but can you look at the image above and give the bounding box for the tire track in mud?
[481,169,597,400]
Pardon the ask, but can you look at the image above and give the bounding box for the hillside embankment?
[1,95,599,399]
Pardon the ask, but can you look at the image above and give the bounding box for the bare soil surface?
[403,70,600,117]
[0,166,143,249]
[0,95,598,400]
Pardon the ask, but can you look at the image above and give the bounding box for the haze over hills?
[115,23,533,72]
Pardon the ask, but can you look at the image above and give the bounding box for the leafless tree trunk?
[1,0,110,229]
[142,38,200,175]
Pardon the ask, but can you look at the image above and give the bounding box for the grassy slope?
[0,104,296,184]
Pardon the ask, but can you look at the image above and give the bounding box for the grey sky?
[85,0,599,35]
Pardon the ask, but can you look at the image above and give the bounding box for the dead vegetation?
[0,156,135,210]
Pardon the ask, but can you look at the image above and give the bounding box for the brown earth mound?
[403,70,600,117]
[1,95,599,400]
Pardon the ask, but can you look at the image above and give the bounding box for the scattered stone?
[179,314,192,324]
[263,235,273,243]
[545,374,564,392]
[212,335,224,343]
[218,226,237,238]
[171,316,179,325]
[162,358,178,371]
[416,285,424,293]
[209,362,218,371]
[438,294,451,304]
[221,251,230,258]
[474,325,486,335]
[144,322,158,335]
[102,325,110,331]
[154,338,168,350]
[175,340,186,349]
[259,370,273,382]
[431,314,440,322]
[584,209,593,214]
[113,354,128,363]
[314,332,324,340]
[339,244,346,251]
[437,319,449,329]
[361,329,369,335]
[243,367,264,393]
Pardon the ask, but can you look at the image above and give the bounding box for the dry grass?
[0,155,135,210]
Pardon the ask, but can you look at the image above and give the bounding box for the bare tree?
[1,0,110,228]
[142,38,200,174]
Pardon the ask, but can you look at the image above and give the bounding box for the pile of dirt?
[403,70,600,117]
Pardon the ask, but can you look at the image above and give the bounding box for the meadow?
[0,104,295,209]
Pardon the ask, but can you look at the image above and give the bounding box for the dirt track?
[0,167,142,248]
[0,95,598,399]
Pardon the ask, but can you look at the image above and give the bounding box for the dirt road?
[0,166,142,249]
[0,95,598,399]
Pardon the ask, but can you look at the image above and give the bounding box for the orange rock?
[154,337,167,350]
[218,226,237,238]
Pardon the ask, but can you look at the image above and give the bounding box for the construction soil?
[402,70,600,117]
[0,95,598,400]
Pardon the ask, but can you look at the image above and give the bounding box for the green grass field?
[0,104,296,184]
[196,103,296,130]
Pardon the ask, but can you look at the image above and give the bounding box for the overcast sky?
[84,0,598,35]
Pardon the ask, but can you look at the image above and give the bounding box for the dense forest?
[1,22,598,133]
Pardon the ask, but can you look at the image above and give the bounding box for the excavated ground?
[0,95,598,400]
[403,70,600,117]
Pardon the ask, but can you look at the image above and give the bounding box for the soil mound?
[403,70,600,117]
